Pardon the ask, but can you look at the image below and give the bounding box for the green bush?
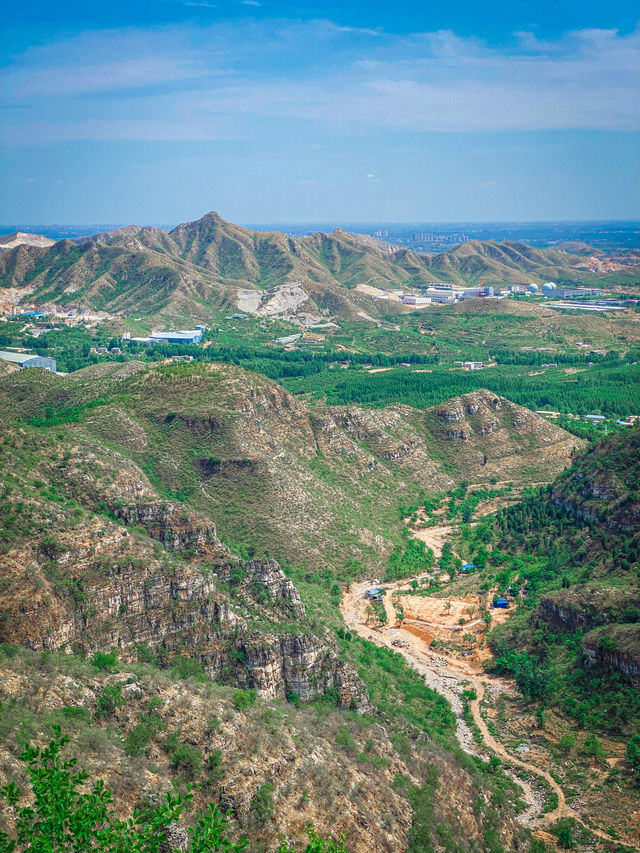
[170,656,207,682]
[94,684,124,719]
[206,715,221,734]
[124,723,153,757]
[627,735,640,772]
[232,689,257,711]
[335,725,356,750]
[0,727,249,851]
[90,651,119,672]
[250,782,274,826]
[278,825,348,852]
[205,749,224,785]
[170,744,203,779]
[58,706,92,723]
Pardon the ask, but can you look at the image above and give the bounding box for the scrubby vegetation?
[461,429,640,734]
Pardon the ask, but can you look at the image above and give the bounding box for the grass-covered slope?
[0,362,579,579]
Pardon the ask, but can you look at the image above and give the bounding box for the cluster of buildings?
[411,232,470,246]
[394,284,497,307]
[123,327,206,345]
[454,361,485,371]
[555,288,602,299]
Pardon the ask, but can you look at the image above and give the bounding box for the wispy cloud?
[2,21,638,144]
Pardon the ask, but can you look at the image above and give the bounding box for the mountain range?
[1,212,637,325]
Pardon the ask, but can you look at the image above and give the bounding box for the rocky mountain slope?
[0,361,550,852]
[0,362,580,578]
[0,415,365,710]
[1,212,635,324]
[0,232,56,252]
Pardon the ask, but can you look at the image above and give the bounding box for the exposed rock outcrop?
[538,588,640,633]
[112,502,219,552]
[582,624,640,686]
[244,559,306,619]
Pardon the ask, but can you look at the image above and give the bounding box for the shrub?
[58,706,92,724]
[90,651,119,672]
[135,642,155,664]
[94,684,124,719]
[552,818,576,849]
[123,723,153,757]
[0,727,249,851]
[627,735,640,772]
[232,689,257,711]
[205,749,224,785]
[170,744,203,779]
[278,824,348,852]
[557,734,576,756]
[583,732,606,761]
[250,782,274,825]
[206,715,221,733]
[335,725,356,750]
[170,656,207,682]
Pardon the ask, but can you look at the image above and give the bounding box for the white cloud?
[2,21,638,142]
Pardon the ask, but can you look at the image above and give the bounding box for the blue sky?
[1,0,639,224]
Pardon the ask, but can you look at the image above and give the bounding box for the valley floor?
[340,528,640,852]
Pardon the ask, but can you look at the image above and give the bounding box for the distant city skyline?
[1,0,638,223]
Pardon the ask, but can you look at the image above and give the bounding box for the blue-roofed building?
[493,597,508,609]
[460,563,476,573]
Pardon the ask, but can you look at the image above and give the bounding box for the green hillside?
[0,362,579,577]
[461,428,640,732]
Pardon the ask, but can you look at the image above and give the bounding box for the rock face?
[0,433,368,710]
[550,426,640,532]
[1,532,365,708]
[538,588,640,634]
[582,625,640,686]
[112,501,219,551]
[218,633,367,709]
[244,559,306,619]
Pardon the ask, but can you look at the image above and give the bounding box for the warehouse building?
[149,330,203,344]
[0,351,57,372]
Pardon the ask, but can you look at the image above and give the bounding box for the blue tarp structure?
[365,588,383,600]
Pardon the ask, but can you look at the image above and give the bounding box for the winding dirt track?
[341,551,622,845]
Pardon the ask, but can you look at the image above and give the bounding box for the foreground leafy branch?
[0,727,347,852]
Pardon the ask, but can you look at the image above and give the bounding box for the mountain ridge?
[1,211,636,324]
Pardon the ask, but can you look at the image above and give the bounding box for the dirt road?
[341,573,622,844]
